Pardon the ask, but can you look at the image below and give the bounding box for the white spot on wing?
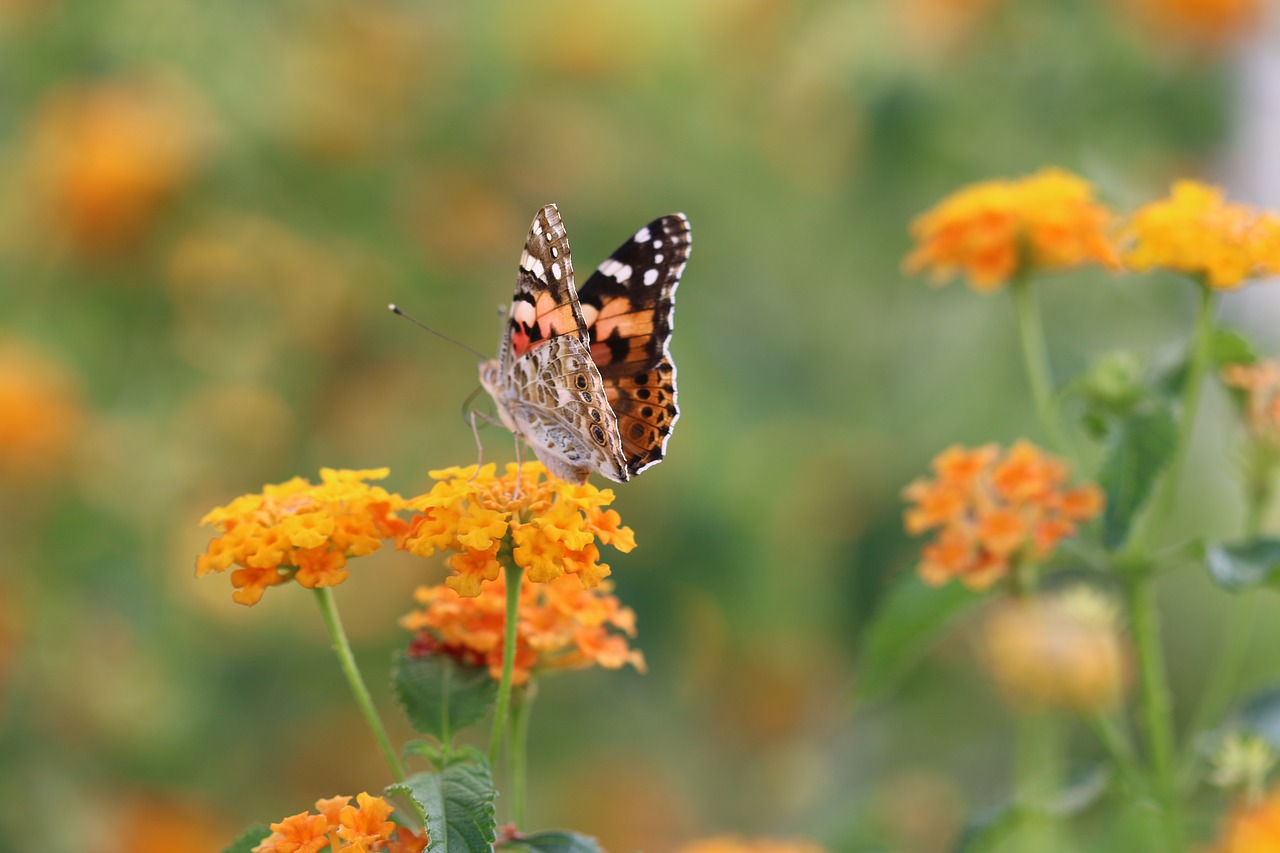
[551,262,562,280]
[521,251,545,279]
[634,226,651,243]
[598,259,632,283]
[643,268,660,286]
[654,254,664,263]
[652,239,663,248]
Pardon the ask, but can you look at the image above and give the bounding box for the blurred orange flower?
[675,837,828,853]
[25,76,209,256]
[0,337,85,483]
[1120,180,1280,290]
[902,441,1103,589]
[979,587,1130,711]
[399,462,635,597]
[197,469,408,605]
[905,167,1120,292]
[1208,788,1280,853]
[253,792,426,853]
[403,571,645,684]
[1223,360,1280,449]
[1125,0,1259,50]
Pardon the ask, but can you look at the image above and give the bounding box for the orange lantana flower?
[905,167,1120,292]
[197,469,408,605]
[402,571,645,684]
[253,792,425,853]
[1208,788,1280,853]
[1223,359,1280,449]
[398,462,635,597]
[903,441,1103,589]
[1120,180,1280,290]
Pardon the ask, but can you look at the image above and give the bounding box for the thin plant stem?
[1126,576,1184,851]
[509,681,536,828]
[1014,709,1067,853]
[1087,711,1144,795]
[1011,274,1069,453]
[313,587,406,782]
[487,560,524,765]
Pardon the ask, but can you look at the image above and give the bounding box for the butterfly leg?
[513,434,525,499]
[467,410,504,482]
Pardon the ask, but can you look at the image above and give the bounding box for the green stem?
[313,587,405,782]
[1011,274,1069,453]
[487,560,524,765]
[1126,577,1184,851]
[509,681,536,828]
[1014,709,1067,853]
[1087,711,1144,795]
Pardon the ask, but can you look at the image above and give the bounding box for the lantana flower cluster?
[398,462,635,597]
[1208,787,1280,853]
[253,792,425,853]
[197,468,408,605]
[1120,180,1280,289]
[902,441,1104,589]
[403,572,645,684]
[904,167,1120,291]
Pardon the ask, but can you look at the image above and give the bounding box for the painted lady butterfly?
[478,204,690,484]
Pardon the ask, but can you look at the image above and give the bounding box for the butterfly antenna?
[388,304,488,360]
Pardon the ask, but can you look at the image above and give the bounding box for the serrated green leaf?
[855,575,981,702]
[498,830,606,853]
[1212,327,1259,369]
[388,763,497,853]
[393,650,498,742]
[222,825,271,853]
[1098,405,1177,550]
[1205,538,1280,591]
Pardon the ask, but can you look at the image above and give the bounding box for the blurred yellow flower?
[399,462,635,597]
[0,337,85,484]
[253,792,426,853]
[1120,180,1280,289]
[675,836,828,853]
[25,76,209,256]
[1208,788,1280,853]
[403,571,645,685]
[905,167,1120,292]
[902,441,1103,589]
[979,587,1130,712]
[1223,360,1280,450]
[197,469,408,606]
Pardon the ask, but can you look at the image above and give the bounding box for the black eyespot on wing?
[633,372,648,385]
[636,388,651,400]
[591,426,606,444]
[590,409,602,423]
[629,423,645,440]
[580,391,593,403]
[575,374,588,389]
[641,406,653,418]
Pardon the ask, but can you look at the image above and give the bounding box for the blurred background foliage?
[0,0,1274,850]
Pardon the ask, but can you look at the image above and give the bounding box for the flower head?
[398,463,635,597]
[1209,786,1280,853]
[905,167,1120,292]
[0,337,85,484]
[197,469,408,605]
[403,572,645,684]
[1223,360,1280,451]
[253,792,426,853]
[1119,180,1280,289]
[903,441,1103,589]
[979,587,1130,711]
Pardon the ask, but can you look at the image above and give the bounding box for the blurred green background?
[0,0,1270,850]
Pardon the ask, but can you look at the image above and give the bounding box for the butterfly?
[478,203,690,485]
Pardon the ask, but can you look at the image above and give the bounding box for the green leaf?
[393,650,498,742]
[855,575,981,702]
[498,830,607,853]
[1205,538,1280,591]
[222,825,271,853]
[1212,327,1259,369]
[1098,405,1178,550]
[388,763,497,853]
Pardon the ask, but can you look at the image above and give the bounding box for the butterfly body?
[478,204,689,485]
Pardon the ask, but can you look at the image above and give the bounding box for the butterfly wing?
[577,213,690,477]
[498,204,588,372]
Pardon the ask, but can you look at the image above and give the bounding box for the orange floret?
[905,167,1120,292]
[1223,359,1280,449]
[253,793,421,853]
[1208,788,1280,853]
[903,441,1103,589]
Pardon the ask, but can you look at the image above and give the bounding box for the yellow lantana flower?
[1120,180,1280,289]
[403,572,645,684]
[905,167,1120,292]
[197,469,408,605]
[398,462,635,597]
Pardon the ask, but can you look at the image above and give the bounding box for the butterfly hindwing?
[500,204,586,371]
[577,213,690,477]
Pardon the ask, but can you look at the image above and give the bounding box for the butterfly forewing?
[577,213,690,476]
[500,204,586,371]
